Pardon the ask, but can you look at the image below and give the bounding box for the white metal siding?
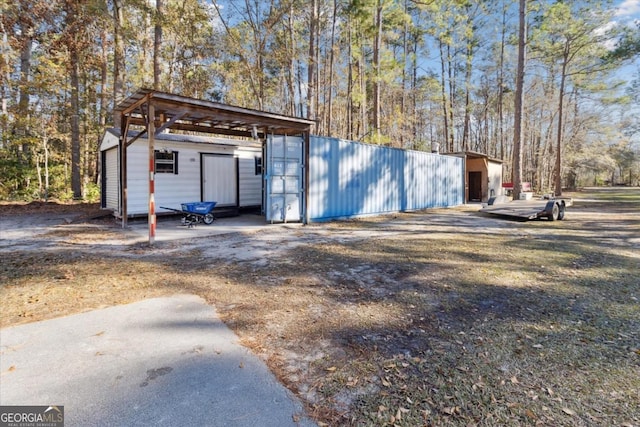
[125,144,155,215]
[488,161,503,197]
[239,157,262,207]
[100,130,119,151]
[109,138,260,216]
[105,148,119,210]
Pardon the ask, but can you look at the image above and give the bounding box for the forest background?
[1,0,639,201]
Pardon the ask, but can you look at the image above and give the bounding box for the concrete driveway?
[121,213,304,244]
[0,295,315,427]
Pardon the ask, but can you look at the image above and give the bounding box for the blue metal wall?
[308,136,464,221]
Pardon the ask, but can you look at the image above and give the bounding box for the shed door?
[468,171,482,202]
[104,148,119,210]
[265,135,303,222]
[203,154,237,207]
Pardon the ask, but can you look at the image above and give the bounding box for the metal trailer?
[480,195,573,221]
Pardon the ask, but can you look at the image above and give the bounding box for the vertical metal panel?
[105,148,119,210]
[265,135,304,222]
[309,136,464,221]
[238,157,262,207]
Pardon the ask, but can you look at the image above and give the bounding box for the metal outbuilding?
[106,88,314,243]
[307,136,464,221]
[103,89,465,244]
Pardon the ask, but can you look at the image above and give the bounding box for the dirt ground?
[1,189,639,426]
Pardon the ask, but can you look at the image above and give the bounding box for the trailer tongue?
[480,195,573,221]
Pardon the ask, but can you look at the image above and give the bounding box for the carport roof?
[114,88,315,138]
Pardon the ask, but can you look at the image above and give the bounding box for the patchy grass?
[1,188,639,426]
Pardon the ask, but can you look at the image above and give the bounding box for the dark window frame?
[155,150,179,174]
[254,156,262,175]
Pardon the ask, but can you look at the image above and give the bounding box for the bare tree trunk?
[372,0,382,142]
[554,42,570,196]
[326,0,338,136]
[18,39,31,119]
[347,17,354,140]
[99,28,108,127]
[153,0,163,89]
[0,21,11,146]
[314,4,320,130]
[297,59,304,117]
[287,5,296,116]
[498,0,507,160]
[439,40,449,151]
[18,35,33,160]
[44,137,49,198]
[83,129,90,198]
[307,0,318,128]
[512,0,526,199]
[400,0,409,148]
[70,47,82,199]
[97,27,108,184]
[411,36,418,149]
[462,40,472,152]
[36,153,43,197]
[447,44,455,152]
[360,41,368,139]
[113,0,126,105]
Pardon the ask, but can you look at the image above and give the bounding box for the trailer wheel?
[557,202,566,220]
[549,203,559,221]
[203,213,215,225]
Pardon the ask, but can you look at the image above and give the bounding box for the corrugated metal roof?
[105,128,261,148]
[446,150,504,163]
[114,88,315,138]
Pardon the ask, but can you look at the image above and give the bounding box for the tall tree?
[372,0,382,142]
[213,0,290,110]
[325,0,339,135]
[533,1,619,195]
[308,0,319,125]
[153,0,163,89]
[460,2,483,151]
[61,0,86,199]
[111,0,126,104]
[512,0,526,199]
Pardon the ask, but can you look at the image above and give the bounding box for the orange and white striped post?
[148,102,156,245]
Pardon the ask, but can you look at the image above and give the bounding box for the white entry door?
[265,135,303,222]
[203,154,237,207]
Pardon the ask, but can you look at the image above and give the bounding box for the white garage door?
[105,148,119,210]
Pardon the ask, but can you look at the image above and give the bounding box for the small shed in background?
[449,151,503,203]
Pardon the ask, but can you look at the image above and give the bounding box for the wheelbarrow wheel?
[184,214,197,227]
[203,213,215,225]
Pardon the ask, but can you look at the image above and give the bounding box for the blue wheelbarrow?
[160,201,217,227]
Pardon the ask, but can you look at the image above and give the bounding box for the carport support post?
[119,135,127,228]
[303,131,310,224]
[148,102,156,244]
